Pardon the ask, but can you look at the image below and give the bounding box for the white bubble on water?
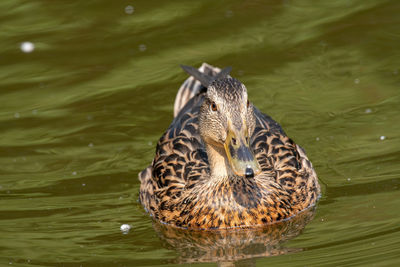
[88,143,94,147]
[125,5,134,14]
[14,112,20,118]
[347,177,351,181]
[120,224,131,234]
[20,42,35,53]
[365,108,372,114]
[319,41,327,47]
[72,171,77,176]
[225,10,233,18]
[316,137,320,141]
[354,78,360,84]
[380,135,386,140]
[139,44,147,52]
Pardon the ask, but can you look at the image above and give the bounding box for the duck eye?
[247,100,250,108]
[232,137,237,146]
[210,102,217,111]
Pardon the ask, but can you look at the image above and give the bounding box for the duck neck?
[205,143,234,181]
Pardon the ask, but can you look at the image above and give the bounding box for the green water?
[1,0,400,266]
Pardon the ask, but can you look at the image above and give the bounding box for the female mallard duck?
[139,63,320,229]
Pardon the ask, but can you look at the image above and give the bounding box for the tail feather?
[173,63,222,118]
[138,165,152,183]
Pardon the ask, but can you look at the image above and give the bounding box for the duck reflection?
[153,207,316,264]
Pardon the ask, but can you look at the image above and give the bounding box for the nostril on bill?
[245,166,254,178]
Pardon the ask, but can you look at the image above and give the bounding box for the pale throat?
[205,143,234,180]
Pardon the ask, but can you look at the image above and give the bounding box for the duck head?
[181,65,260,179]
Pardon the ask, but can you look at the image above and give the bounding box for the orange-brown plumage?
[139,63,320,229]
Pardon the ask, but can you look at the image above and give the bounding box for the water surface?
[1,0,400,266]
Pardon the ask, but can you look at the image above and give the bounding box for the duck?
[139,63,320,230]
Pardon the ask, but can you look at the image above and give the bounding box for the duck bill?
[224,130,260,178]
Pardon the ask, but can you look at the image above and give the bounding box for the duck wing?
[250,107,320,211]
[139,90,211,219]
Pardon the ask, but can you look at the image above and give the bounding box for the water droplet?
[20,42,35,53]
[82,183,86,187]
[319,41,327,47]
[380,135,386,140]
[365,108,372,114]
[225,10,233,18]
[14,112,20,118]
[139,44,147,52]
[347,177,351,181]
[125,5,134,14]
[120,224,131,234]
[72,171,77,176]
[316,137,320,141]
[354,78,360,84]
